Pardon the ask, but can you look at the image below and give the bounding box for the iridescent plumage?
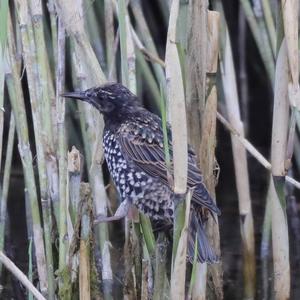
[63,83,220,263]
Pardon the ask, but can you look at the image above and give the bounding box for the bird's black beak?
[61,91,88,101]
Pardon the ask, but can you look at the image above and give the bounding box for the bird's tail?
[187,208,218,263]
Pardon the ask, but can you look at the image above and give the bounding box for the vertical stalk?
[260,178,273,300]
[270,36,290,300]
[58,1,113,295]
[68,146,82,225]
[219,16,256,300]
[28,238,33,300]
[165,0,187,194]
[198,11,223,300]
[117,0,129,87]
[131,0,166,89]
[104,0,116,80]
[0,0,9,172]
[153,233,167,300]
[14,2,55,297]
[47,0,58,71]
[0,114,15,275]
[6,14,48,296]
[79,184,92,300]
[28,0,60,225]
[29,0,56,151]
[166,1,188,299]
[261,0,276,56]
[240,0,275,83]
[56,17,68,287]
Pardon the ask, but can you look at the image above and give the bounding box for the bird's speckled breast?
[103,130,174,220]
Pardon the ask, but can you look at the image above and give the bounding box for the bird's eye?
[85,91,92,98]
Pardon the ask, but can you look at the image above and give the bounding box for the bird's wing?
[117,112,220,215]
[117,113,169,184]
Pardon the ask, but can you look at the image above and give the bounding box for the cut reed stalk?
[79,184,92,300]
[68,146,82,225]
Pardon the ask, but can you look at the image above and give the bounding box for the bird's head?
[62,83,140,117]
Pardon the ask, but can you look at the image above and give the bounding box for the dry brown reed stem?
[68,146,82,224]
[165,0,187,194]
[185,1,209,298]
[271,38,290,300]
[0,251,46,300]
[186,0,207,150]
[79,238,91,300]
[141,260,149,300]
[197,10,223,300]
[220,26,255,299]
[67,146,82,288]
[185,2,223,298]
[282,0,299,172]
[79,184,92,300]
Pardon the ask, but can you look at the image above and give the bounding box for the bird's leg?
[94,200,130,224]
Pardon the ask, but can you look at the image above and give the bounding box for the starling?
[63,83,220,263]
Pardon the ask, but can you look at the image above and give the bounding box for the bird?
[62,82,220,263]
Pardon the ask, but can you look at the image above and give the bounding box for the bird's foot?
[94,200,130,225]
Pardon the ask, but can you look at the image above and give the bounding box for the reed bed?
[0,1,299,299]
